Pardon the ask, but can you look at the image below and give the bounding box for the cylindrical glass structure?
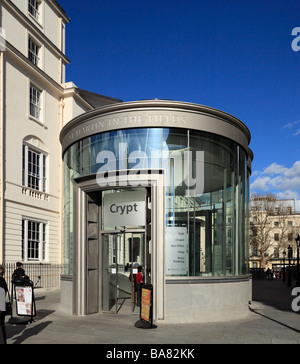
[62,100,252,279]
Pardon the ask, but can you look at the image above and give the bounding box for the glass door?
[127,232,145,313]
[102,231,145,314]
[102,233,122,313]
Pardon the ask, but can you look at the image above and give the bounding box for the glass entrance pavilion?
[60,100,253,323]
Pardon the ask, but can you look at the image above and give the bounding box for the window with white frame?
[23,144,47,192]
[29,84,41,120]
[28,0,40,21]
[28,38,40,67]
[22,219,47,261]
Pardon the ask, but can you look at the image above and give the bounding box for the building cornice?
[46,0,70,24]
[63,86,95,111]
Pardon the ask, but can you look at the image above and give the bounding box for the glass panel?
[102,232,144,313]
[91,128,163,175]
[102,234,117,311]
[63,152,74,275]
[62,126,249,279]
[128,233,144,310]
[163,128,188,238]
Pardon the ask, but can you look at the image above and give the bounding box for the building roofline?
[48,0,70,23]
[60,99,253,157]
[75,88,122,108]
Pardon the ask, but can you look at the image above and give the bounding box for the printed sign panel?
[15,286,36,317]
[103,190,145,228]
[141,287,151,322]
[165,227,188,275]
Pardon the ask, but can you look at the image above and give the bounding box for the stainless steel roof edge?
[61,100,250,140]
[60,99,253,158]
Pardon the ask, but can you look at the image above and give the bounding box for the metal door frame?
[72,171,165,321]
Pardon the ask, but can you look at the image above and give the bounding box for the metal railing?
[3,263,63,291]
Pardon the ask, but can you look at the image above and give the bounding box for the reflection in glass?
[63,127,250,277]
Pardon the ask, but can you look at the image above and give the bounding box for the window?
[28,0,40,20]
[274,221,279,227]
[28,38,40,66]
[274,233,279,241]
[252,243,258,256]
[22,219,47,261]
[30,84,41,120]
[23,144,47,192]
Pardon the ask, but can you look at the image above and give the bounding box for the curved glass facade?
[63,127,250,277]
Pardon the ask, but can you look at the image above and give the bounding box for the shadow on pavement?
[252,278,296,312]
[251,278,300,334]
[7,321,53,344]
[5,309,55,344]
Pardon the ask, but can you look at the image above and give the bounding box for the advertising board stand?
[9,279,36,325]
[134,283,157,329]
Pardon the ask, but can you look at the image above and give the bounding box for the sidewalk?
[4,278,300,344]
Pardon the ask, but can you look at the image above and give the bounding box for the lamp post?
[295,234,300,287]
[288,245,292,287]
[282,250,286,282]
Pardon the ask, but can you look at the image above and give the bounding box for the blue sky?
[60,0,300,199]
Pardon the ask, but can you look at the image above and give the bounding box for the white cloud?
[262,163,288,176]
[282,120,300,137]
[276,190,300,199]
[282,122,294,129]
[250,176,271,191]
[250,161,300,199]
[285,161,300,177]
[282,120,300,130]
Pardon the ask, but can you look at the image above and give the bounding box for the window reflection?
[63,128,249,277]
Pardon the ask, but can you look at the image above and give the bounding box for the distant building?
[249,195,300,271]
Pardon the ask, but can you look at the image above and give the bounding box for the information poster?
[165,227,188,275]
[141,287,151,322]
[15,286,35,317]
[213,245,223,274]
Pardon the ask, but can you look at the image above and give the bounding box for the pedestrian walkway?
[4,278,300,344]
